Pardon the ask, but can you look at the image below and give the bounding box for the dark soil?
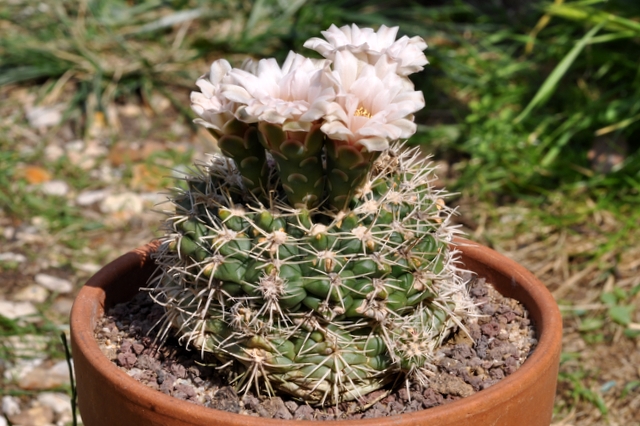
[94,277,537,420]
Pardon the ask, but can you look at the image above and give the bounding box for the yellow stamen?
[354,106,371,118]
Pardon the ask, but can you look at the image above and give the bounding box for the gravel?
[95,277,537,420]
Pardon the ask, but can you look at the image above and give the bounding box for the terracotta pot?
[70,239,562,426]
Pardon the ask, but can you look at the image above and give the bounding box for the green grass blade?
[587,31,637,44]
[515,21,605,123]
[125,8,206,35]
[246,0,269,31]
[595,111,640,136]
[546,3,640,34]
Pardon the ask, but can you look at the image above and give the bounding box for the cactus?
[150,24,475,406]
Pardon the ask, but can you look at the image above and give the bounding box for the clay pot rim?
[70,238,562,425]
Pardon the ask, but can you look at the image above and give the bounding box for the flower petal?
[209,59,232,84]
[358,136,389,152]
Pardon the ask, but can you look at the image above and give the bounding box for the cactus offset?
[149,24,476,406]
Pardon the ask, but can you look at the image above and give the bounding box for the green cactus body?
[151,145,475,406]
[216,120,270,200]
[258,122,326,209]
[325,138,379,211]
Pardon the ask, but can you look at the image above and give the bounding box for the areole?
[70,239,562,426]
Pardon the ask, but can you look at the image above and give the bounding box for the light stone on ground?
[4,358,42,383]
[10,224,45,244]
[38,180,70,197]
[2,396,21,417]
[2,390,74,426]
[14,285,49,303]
[100,192,144,214]
[0,300,38,319]
[0,252,27,263]
[25,104,64,128]
[66,139,109,170]
[6,335,49,358]
[44,144,65,162]
[90,163,122,183]
[51,298,74,317]
[141,192,168,205]
[13,359,71,391]
[1,228,15,240]
[37,392,71,415]
[72,262,101,274]
[34,274,73,294]
[76,189,111,206]
[7,404,55,426]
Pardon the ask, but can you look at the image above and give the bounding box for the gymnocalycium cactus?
[150,24,476,406]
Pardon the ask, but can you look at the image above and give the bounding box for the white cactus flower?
[190,59,239,134]
[304,24,428,76]
[304,24,389,59]
[382,33,429,76]
[222,51,336,132]
[321,50,425,152]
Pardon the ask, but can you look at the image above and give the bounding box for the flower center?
[354,106,372,118]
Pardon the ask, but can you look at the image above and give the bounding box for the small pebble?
[73,262,102,273]
[0,252,27,263]
[44,144,65,162]
[7,404,55,426]
[51,298,75,317]
[13,285,49,303]
[17,360,71,390]
[76,189,111,206]
[35,273,73,293]
[6,335,49,358]
[25,104,63,128]
[294,404,314,420]
[37,392,71,415]
[2,395,21,416]
[38,180,69,197]
[100,192,144,214]
[67,140,108,170]
[0,300,38,319]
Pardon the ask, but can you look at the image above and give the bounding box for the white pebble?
[39,180,69,197]
[0,252,26,263]
[67,140,108,170]
[140,192,167,206]
[37,392,71,415]
[13,285,49,303]
[2,228,15,240]
[4,358,42,383]
[90,164,121,184]
[76,189,110,206]
[127,368,143,378]
[73,262,101,274]
[2,395,21,416]
[44,144,65,162]
[30,217,46,230]
[51,360,73,378]
[34,273,73,294]
[0,300,38,319]
[17,360,71,390]
[6,335,49,358]
[51,298,74,317]
[100,192,144,214]
[25,105,63,128]
[65,140,84,152]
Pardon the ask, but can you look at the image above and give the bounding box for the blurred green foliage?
[3,0,638,204]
